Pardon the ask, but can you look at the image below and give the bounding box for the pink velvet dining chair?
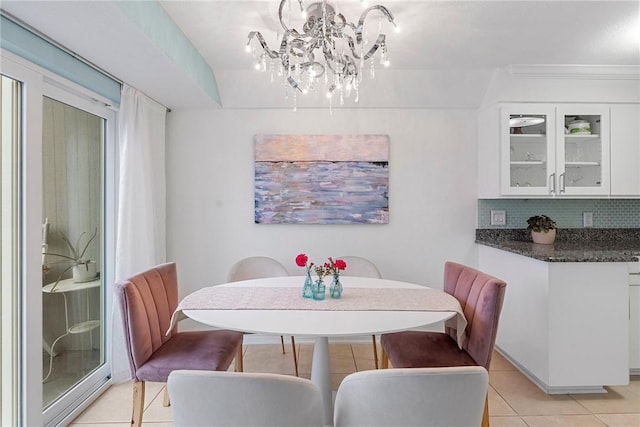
[380,261,506,427]
[115,262,244,427]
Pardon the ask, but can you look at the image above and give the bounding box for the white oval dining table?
[182,276,456,425]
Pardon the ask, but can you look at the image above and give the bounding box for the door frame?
[1,49,118,427]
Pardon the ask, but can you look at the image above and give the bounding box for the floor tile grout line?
[591,412,612,427]
[488,382,522,419]
[567,391,596,415]
[144,385,165,412]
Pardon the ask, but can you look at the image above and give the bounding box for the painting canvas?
[254,134,389,224]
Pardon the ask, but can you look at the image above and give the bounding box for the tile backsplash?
[478,199,640,229]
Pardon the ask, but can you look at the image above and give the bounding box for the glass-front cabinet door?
[501,104,610,196]
[556,105,610,195]
[501,105,555,195]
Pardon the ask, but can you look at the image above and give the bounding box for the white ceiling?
[2,1,639,110]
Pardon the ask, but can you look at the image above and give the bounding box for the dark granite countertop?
[476,229,640,262]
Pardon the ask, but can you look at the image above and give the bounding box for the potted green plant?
[44,228,98,286]
[527,215,557,244]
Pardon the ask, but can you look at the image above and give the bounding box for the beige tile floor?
[70,342,640,426]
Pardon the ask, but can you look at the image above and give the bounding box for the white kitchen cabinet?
[500,104,610,196]
[610,104,640,196]
[479,245,629,393]
[630,262,640,373]
[477,104,501,198]
[500,104,555,196]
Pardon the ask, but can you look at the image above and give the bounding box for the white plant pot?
[73,261,97,283]
[531,229,556,245]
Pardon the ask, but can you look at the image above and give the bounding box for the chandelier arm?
[323,50,357,77]
[292,61,325,77]
[332,12,348,35]
[346,33,386,61]
[278,33,293,72]
[278,0,306,38]
[339,16,358,34]
[248,31,281,59]
[281,43,323,92]
[289,38,316,59]
[356,5,395,43]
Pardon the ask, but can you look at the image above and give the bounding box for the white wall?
[165,108,478,298]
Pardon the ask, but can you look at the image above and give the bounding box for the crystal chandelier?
[246,0,398,110]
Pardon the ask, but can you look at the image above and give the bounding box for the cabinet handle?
[560,173,566,193]
[549,173,556,194]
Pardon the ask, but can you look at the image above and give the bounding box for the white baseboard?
[495,346,608,394]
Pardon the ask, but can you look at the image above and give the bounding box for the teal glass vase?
[313,278,326,300]
[302,269,314,299]
[330,273,342,298]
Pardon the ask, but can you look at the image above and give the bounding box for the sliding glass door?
[1,52,116,426]
[40,80,116,427]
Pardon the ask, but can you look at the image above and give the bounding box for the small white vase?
[531,229,556,245]
[73,261,97,282]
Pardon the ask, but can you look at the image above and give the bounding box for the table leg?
[311,336,332,425]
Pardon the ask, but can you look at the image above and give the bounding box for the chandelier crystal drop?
[246,0,397,110]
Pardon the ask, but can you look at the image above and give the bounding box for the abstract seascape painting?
[254,134,389,224]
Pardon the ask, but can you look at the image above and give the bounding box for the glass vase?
[302,269,314,299]
[313,278,326,300]
[330,273,342,298]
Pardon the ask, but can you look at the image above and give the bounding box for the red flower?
[295,253,308,267]
[326,257,347,274]
[334,259,347,270]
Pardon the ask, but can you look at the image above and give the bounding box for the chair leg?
[290,336,299,377]
[380,347,389,369]
[235,344,244,372]
[280,335,286,353]
[131,380,145,427]
[163,386,170,407]
[371,334,379,369]
[481,394,490,427]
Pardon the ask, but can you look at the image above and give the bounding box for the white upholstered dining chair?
[338,255,383,368]
[333,366,489,427]
[168,370,324,427]
[227,256,299,375]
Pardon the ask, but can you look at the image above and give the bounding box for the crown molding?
[508,64,640,80]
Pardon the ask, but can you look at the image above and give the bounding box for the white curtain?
[111,85,167,382]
